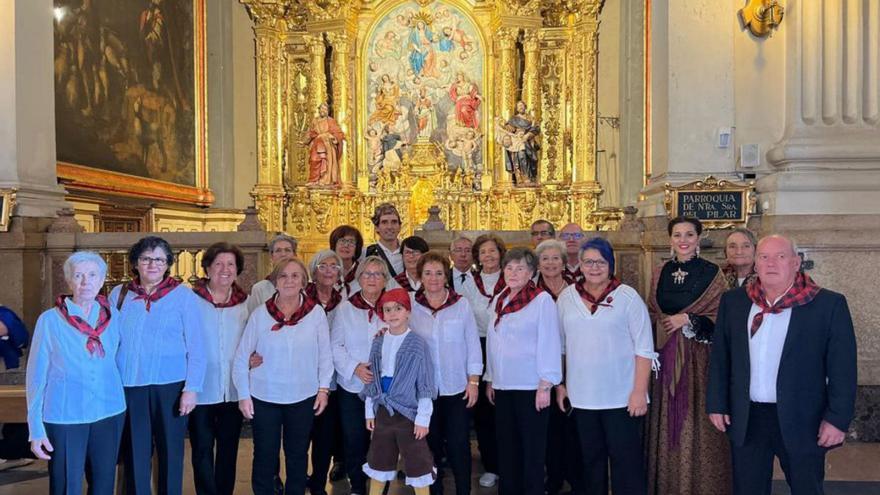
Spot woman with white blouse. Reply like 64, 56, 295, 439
189, 242, 250, 495
27, 252, 125, 495
386, 236, 429, 292
247, 233, 299, 314
485, 247, 562, 495
555, 237, 656, 495
330, 255, 389, 495
409, 251, 483, 495
459, 233, 506, 488
233, 258, 333, 495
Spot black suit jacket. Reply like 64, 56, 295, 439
707, 287, 857, 454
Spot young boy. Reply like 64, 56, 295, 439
361, 288, 436, 495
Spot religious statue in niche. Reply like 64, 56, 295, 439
303, 102, 344, 187
496, 101, 540, 185
364, 0, 484, 178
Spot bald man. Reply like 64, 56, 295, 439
707, 235, 856, 495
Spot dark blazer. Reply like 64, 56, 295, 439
0, 306, 29, 370
707, 287, 857, 455
364, 243, 399, 278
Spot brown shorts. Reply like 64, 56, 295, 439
363, 407, 435, 487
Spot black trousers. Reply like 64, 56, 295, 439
731, 402, 827, 495
123, 381, 187, 495
572, 407, 644, 495
494, 389, 549, 495
0, 423, 33, 460
252, 397, 315, 495
473, 338, 498, 474
189, 401, 244, 495
428, 393, 472, 495
308, 391, 341, 495
338, 388, 371, 494
45, 412, 125, 495
545, 389, 585, 495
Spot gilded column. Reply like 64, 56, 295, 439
522, 29, 541, 122
327, 32, 354, 187
539, 28, 568, 184
305, 34, 328, 116
241, 1, 288, 232
495, 27, 517, 186
571, 13, 600, 185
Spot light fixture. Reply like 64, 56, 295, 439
738, 0, 784, 38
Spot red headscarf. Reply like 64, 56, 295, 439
377, 288, 411, 321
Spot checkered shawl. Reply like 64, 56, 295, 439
414, 287, 462, 316
563, 265, 583, 285
394, 272, 418, 292
192, 278, 248, 308
349, 290, 383, 322
265, 291, 318, 331
472, 269, 506, 299
722, 263, 757, 289
54, 295, 112, 357
575, 277, 621, 314
305, 282, 342, 312
494, 281, 543, 328
127, 276, 181, 312
746, 272, 820, 337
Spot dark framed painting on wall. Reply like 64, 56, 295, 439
53, 0, 213, 205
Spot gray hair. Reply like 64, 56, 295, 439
355, 255, 390, 282
449, 235, 473, 250
725, 228, 757, 247
63, 251, 108, 284
535, 239, 566, 259
501, 247, 539, 275
309, 249, 344, 283
268, 233, 298, 254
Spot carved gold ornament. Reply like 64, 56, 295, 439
739, 0, 784, 38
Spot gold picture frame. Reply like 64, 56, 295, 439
664, 175, 756, 229
54, 0, 212, 206
0, 189, 16, 232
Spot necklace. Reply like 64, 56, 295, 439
671, 267, 688, 285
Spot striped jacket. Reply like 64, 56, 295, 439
360, 331, 436, 423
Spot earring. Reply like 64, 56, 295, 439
670, 246, 675, 259
696, 245, 701, 257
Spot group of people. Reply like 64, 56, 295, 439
23, 202, 856, 495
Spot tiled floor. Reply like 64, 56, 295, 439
1, 440, 878, 494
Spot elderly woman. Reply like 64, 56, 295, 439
535, 239, 569, 300
409, 251, 482, 495
556, 238, 656, 495
330, 256, 389, 495
248, 233, 299, 314
387, 236, 430, 292
646, 217, 730, 495
27, 252, 126, 495
484, 247, 562, 495
723, 227, 757, 288
330, 225, 365, 295
111, 236, 206, 495
233, 258, 333, 495
460, 233, 506, 488
189, 242, 250, 495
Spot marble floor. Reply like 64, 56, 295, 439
1, 440, 878, 494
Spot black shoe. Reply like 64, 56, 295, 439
274, 476, 284, 495
329, 461, 345, 482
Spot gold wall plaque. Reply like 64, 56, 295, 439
664, 176, 757, 229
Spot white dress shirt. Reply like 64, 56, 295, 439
451, 268, 475, 294
247, 279, 275, 315
330, 299, 384, 394
484, 291, 562, 390
461, 270, 501, 338
232, 299, 333, 404
409, 294, 483, 396
557, 284, 657, 409
376, 242, 404, 275
194, 294, 250, 405
386, 273, 421, 292
748, 293, 792, 403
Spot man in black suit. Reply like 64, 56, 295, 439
364, 203, 403, 277
707, 235, 857, 495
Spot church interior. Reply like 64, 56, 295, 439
0, 0, 878, 492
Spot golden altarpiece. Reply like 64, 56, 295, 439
239, 0, 615, 248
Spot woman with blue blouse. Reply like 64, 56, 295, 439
409, 251, 482, 495
110, 236, 207, 495
189, 242, 250, 495
27, 251, 126, 495
233, 257, 333, 495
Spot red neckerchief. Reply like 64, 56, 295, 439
127, 276, 181, 312
472, 269, 506, 299
305, 282, 342, 312
344, 260, 359, 286
265, 292, 318, 331
575, 277, 622, 314
192, 278, 248, 308
536, 274, 568, 301
349, 290, 383, 322
394, 272, 419, 292
414, 288, 462, 316
746, 272, 820, 337
563, 265, 583, 285
494, 281, 543, 328
54, 295, 112, 357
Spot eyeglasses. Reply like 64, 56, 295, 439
580, 259, 608, 268
317, 264, 341, 272
337, 238, 357, 247
138, 256, 168, 266
361, 271, 385, 280
559, 232, 585, 241
531, 230, 553, 237
451, 248, 471, 254
271, 246, 295, 254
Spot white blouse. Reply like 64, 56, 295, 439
556, 284, 657, 410
330, 298, 384, 394
460, 270, 502, 338
193, 294, 250, 405
232, 299, 333, 405
409, 294, 483, 396
247, 279, 275, 315
484, 291, 562, 390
